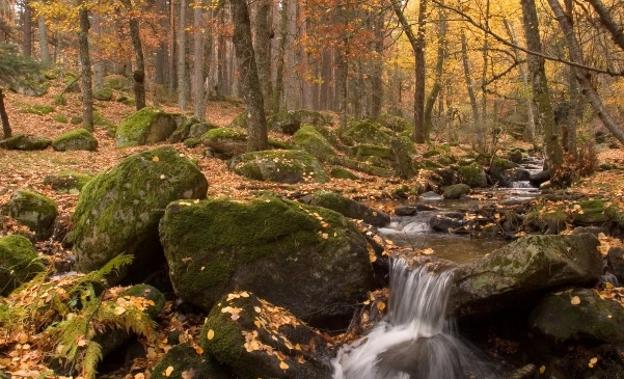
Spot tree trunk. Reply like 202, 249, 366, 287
521, 0, 562, 169
272, 0, 288, 113
587, 0, 624, 51
22, 2, 32, 57
168, 0, 177, 92
547, 0, 624, 145
192, 2, 206, 119
370, 10, 384, 119
254, 0, 272, 107
0, 88, 11, 139
78, 3, 94, 131
92, 15, 104, 88
177, 0, 188, 109
37, 16, 50, 64
460, 30, 480, 138
424, 8, 446, 138
229, 0, 268, 151
154, 0, 168, 86
123, 0, 146, 110
563, 0, 577, 156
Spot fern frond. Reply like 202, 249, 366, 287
81, 340, 103, 379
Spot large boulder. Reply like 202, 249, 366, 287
339, 120, 393, 146
4, 190, 58, 239
458, 163, 487, 188
530, 288, 624, 344
231, 149, 328, 184
443, 184, 470, 199
488, 157, 518, 183
293, 124, 336, 161
151, 344, 227, 379
300, 191, 390, 227
200, 291, 331, 378
451, 234, 602, 317
268, 109, 330, 135
0, 134, 51, 150
66, 147, 208, 275
160, 196, 376, 325
196, 128, 247, 159
52, 128, 98, 151
0, 234, 45, 296
115, 107, 178, 147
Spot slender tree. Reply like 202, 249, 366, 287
22, 0, 32, 57
229, 0, 268, 151
78, 0, 94, 131
177, 0, 188, 109
37, 16, 49, 64
587, 0, 624, 51
272, 0, 288, 113
0, 88, 11, 138
460, 29, 480, 142
254, 0, 272, 107
424, 6, 446, 137
122, 0, 146, 110
192, 0, 206, 119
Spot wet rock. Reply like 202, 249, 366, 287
435, 167, 460, 187
507, 149, 524, 164
200, 292, 331, 378
430, 215, 464, 233
501, 168, 531, 185
395, 206, 418, 216
121, 284, 165, 319
3, 189, 58, 239
489, 158, 518, 183
607, 247, 624, 283
451, 234, 602, 317
301, 191, 390, 227
66, 147, 207, 276
115, 107, 178, 147
52, 128, 98, 151
529, 169, 550, 187
231, 149, 328, 184
160, 196, 376, 326
458, 163, 487, 188
443, 184, 470, 200
530, 288, 624, 343
0, 134, 51, 150
152, 344, 227, 379
0, 234, 45, 296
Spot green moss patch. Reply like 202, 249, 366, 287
231, 149, 328, 184
4, 189, 58, 239
116, 107, 178, 147
0, 234, 45, 296
52, 128, 98, 152
0, 134, 51, 150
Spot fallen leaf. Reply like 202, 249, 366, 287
588, 357, 598, 368
207, 329, 215, 340
279, 361, 289, 370
570, 296, 581, 305
164, 365, 174, 377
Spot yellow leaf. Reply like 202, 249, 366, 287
164, 365, 174, 377
207, 329, 215, 340
588, 357, 598, 368
539, 365, 546, 374
279, 361, 289, 370
570, 296, 581, 305
152, 156, 160, 162
422, 248, 434, 255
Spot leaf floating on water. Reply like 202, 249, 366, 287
570, 296, 581, 305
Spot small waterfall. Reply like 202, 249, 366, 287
332, 259, 495, 379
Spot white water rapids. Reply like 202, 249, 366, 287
332, 259, 496, 379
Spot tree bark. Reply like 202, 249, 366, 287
192, 1, 206, 119
424, 8, 446, 138
78, 2, 94, 131
123, 0, 146, 110
254, 0, 273, 107
168, 0, 177, 92
272, 0, 288, 113
177, 0, 188, 109
22, 2, 32, 57
229, 0, 268, 151
37, 16, 50, 64
521, 0, 562, 168
460, 30, 480, 138
547, 0, 624, 145
370, 9, 384, 118
0, 88, 11, 139
587, 0, 624, 51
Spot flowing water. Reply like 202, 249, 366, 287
332, 259, 496, 379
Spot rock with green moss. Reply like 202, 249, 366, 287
339, 120, 393, 146
330, 166, 358, 180
51, 128, 98, 151
4, 190, 58, 239
121, 284, 165, 319
458, 162, 487, 188
530, 288, 624, 343
66, 147, 208, 275
0, 235, 45, 296
268, 109, 330, 135
43, 171, 93, 192
293, 124, 336, 161
376, 113, 410, 132
507, 149, 524, 164
572, 199, 608, 225
93, 86, 113, 101
451, 234, 602, 317
116, 107, 178, 147
200, 292, 331, 378
352, 144, 392, 160
0, 134, 51, 150
227, 112, 247, 129
199, 127, 247, 159
152, 344, 227, 379
21, 104, 54, 115
301, 191, 390, 227
160, 196, 376, 325
231, 150, 328, 184
489, 157, 518, 183
443, 184, 470, 200
524, 207, 567, 234
103, 74, 131, 90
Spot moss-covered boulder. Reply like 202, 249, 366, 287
115, 107, 178, 147
4, 190, 58, 239
339, 120, 393, 146
168, 116, 218, 143
330, 166, 358, 179
458, 162, 487, 188
51, 128, 98, 151
292, 124, 336, 161
231, 150, 328, 183
160, 196, 376, 325
524, 207, 567, 234
121, 284, 165, 319
103, 74, 131, 90
66, 147, 208, 275
93, 86, 113, 101
198, 127, 247, 159
376, 113, 410, 132
530, 288, 624, 343
301, 191, 390, 227
572, 199, 609, 225
0, 134, 51, 150
443, 184, 470, 199
43, 171, 93, 192
451, 234, 602, 317
268, 109, 330, 135
152, 344, 227, 379
200, 292, 331, 378
489, 157, 518, 183
0, 235, 45, 296
352, 144, 393, 160
507, 149, 524, 164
